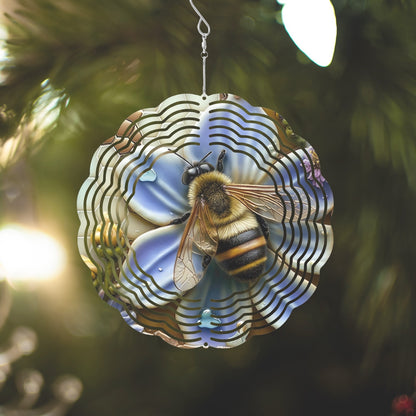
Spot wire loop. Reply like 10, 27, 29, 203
189, 0, 211, 36
189, 0, 210, 98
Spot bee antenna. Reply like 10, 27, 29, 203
199, 151, 212, 163
168, 149, 192, 166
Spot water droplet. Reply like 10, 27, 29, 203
139, 169, 157, 182
158, 267, 163, 272
203, 342, 209, 349
198, 309, 221, 329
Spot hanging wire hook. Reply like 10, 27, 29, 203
189, 0, 211, 37
189, 0, 211, 98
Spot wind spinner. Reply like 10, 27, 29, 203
77, 0, 334, 349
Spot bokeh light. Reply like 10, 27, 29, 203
0, 225, 66, 282
0, 24, 8, 83
278, 0, 337, 67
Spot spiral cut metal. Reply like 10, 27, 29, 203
77, 93, 334, 349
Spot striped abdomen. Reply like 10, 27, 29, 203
215, 228, 267, 281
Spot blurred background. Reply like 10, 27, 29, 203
0, 0, 415, 414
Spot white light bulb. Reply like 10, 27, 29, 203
0, 225, 66, 282
280, 0, 337, 67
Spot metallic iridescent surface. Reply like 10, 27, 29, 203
77, 93, 334, 349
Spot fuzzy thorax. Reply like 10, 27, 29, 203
188, 171, 257, 232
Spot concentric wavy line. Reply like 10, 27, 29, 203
77, 93, 334, 348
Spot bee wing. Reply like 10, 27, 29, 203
224, 184, 313, 222
174, 199, 218, 292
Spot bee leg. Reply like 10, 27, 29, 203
169, 211, 190, 225
202, 255, 211, 269
216, 150, 226, 172
256, 215, 270, 240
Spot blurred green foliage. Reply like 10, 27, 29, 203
1, 0, 416, 414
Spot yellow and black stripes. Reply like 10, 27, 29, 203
215, 228, 267, 281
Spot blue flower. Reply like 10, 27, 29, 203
78, 94, 334, 349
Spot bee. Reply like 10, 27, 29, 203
171, 150, 309, 291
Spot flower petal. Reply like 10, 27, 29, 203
117, 225, 183, 308
77, 144, 155, 268
250, 250, 317, 330
265, 148, 334, 220
113, 93, 228, 150
268, 221, 334, 274
116, 146, 189, 225
176, 262, 253, 348
182, 98, 280, 185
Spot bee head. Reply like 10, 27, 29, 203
170, 150, 214, 185
182, 161, 214, 185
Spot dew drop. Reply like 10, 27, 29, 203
158, 267, 163, 272
139, 169, 157, 182
198, 309, 221, 329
